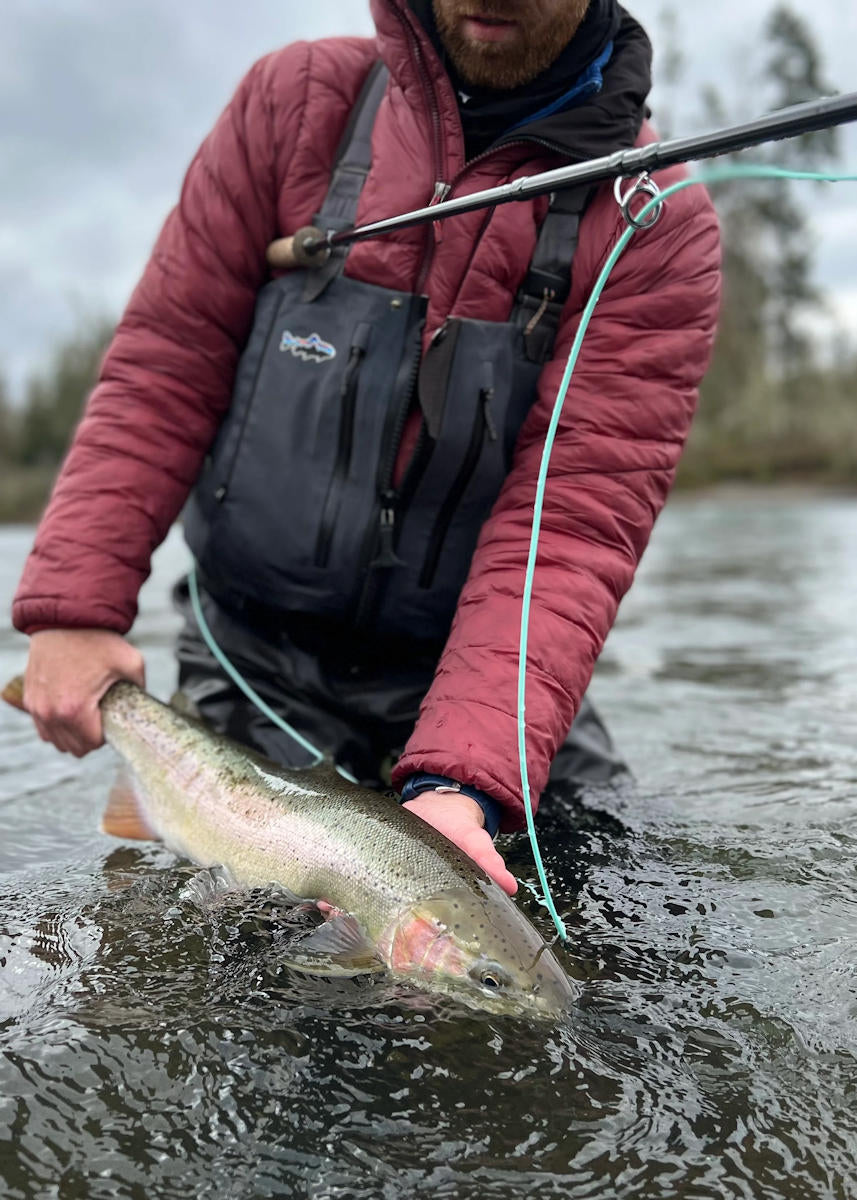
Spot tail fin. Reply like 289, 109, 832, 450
1, 676, 26, 712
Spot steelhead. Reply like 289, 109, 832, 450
2, 676, 575, 1017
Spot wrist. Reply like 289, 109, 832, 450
399, 773, 502, 838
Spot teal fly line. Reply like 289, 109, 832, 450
189, 163, 857, 941
187, 563, 358, 783
518, 163, 857, 941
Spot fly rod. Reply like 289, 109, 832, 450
267, 90, 857, 270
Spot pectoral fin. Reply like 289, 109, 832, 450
283, 914, 381, 977
102, 767, 158, 842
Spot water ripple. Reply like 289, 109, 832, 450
2, 504, 857, 1197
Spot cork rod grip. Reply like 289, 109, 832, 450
265, 226, 331, 271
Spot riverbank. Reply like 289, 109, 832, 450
0, 465, 60, 524
3, 459, 855, 524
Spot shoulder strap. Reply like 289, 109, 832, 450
321, 60, 389, 227
303, 61, 389, 302
305, 58, 591, 342
511, 184, 595, 364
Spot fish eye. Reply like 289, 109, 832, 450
470, 961, 511, 992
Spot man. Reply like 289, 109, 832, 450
13, 0, 721, 894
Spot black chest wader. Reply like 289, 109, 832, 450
177, 63, 628, 789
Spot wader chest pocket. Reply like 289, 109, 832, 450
184, 273, 418, 612
376, 318, 543, 637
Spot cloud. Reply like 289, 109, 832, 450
2, 0, 854, 398
0, 0, 373, 397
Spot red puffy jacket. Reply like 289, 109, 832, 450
13, 0, 721, 830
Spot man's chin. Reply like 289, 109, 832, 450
434, 0, 591, 91
445, 43, 544, 90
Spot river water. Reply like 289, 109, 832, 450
1, 492, 856, 1199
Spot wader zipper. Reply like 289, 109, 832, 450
215, 298, 281, 504
349, 11, 449, 626
352, 296, 428, 627
419, 365, 497, 590
349, 11, 443, 623
315, 324, 371, 567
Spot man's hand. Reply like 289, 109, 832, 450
403, 791, 517, 896
24, 629, 145, 757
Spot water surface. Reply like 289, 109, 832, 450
1, 492, 856, 1198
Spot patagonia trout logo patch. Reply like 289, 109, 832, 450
279, 330, 337, 364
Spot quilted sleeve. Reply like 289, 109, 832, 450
393, 173, 722, 830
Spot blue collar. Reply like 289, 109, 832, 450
507, 40, 614, 133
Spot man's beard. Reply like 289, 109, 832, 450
433, 1, 591, 90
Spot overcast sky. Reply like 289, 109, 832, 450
2, 0, 855, 401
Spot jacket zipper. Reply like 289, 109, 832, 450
314, 324, 370, 567
416, 137, 556, 312
395, 6, 445, 188
417, 180, 452, 292
392, 5, 450, 297
419, 364, 498, 590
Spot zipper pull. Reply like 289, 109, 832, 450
430, 319, 450, 347
480, 362, 498, 442
430, 181, 451, 243
431, 181, 452, 204
371, 492, 406, 568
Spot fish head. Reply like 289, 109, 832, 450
381, 880, 575, 1019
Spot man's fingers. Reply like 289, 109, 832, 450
60, 703, 104, 755
67, 708, 104, 755
32, 715, 59, 747
28, 698, 104, 756
493, 862, 519, 897
459, 827, 518, 897
481, 849, 518, 897
118, 648, 146, 691
22, 629, 143, 759
32, 715, 77, 755
402, 793, 519, 897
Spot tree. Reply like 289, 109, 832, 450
693, 5, 839, 457
760, 7, 838, 380
654, 5, 684, 141
16, 318, 114, 467
0, 374, 15, 462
